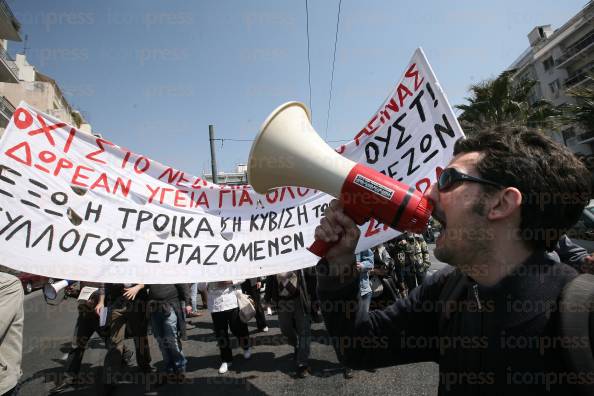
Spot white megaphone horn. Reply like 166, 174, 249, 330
44, 279, 75, 304
248, 102, 433, 256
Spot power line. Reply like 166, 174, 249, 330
305, 0, 313, 119
212, 137, 351, 143
324, 0, 342, 140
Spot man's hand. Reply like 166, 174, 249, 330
356, 262, 364, 271
123, 284, 144, 301
372, 267, 386, 276
581, 253, 594, 274
185, 305, 192, 315
314, 199, 360, 277
94, 302, 104, 316
255, 281, 261, 290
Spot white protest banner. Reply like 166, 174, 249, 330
0, 48, 463, 283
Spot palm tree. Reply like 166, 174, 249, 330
456, 71, 558, 133
559, 76, 594, 134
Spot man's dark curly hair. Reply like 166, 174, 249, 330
453, 126, 592, 251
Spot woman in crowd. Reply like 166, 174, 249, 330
207, 280, 252, 374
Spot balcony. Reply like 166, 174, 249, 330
0, 0, 20, 41
0, 45, 18, 82
564, 62, 594, 88
578, 130, 594, 144
556, 31, 594, 68
0, 95, 15, 128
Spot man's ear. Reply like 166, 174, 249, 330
487, 187, 522, 221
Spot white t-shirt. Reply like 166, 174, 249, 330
207, 280, 244, 313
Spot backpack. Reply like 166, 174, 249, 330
558, 273, 594, 395
438, 271, 594, 395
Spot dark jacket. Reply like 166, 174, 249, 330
549, 235, 589, 272
148, 284, 191, 304
104, 283, 148, 307
317, 251, 586, 396
147, 284, 190, 340
265, 268, 317, 315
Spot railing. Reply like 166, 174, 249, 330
578, 130, 594, 143
0, 96, 15, 119
564, 62, 594, 88
556, 31, 594, 66
0, 45, 18, 78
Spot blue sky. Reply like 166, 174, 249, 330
7, 0, 589, 174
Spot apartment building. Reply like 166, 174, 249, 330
0, 0, 91, 136
507, 0, 594, 155
0, 0, 20, 133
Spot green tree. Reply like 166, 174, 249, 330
560, 77, 594, 134
70, 111, 83, 128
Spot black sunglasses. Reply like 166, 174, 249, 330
438, 168, 504, 192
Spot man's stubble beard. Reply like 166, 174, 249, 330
434, 197, 491, 271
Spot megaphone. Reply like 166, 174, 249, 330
248, 102, 433, 256
44, 279, 75, 304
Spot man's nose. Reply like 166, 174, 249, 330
424, 182, 439, 206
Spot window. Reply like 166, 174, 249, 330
543, 56, 555, 72
549, 79, 561, 97
563, 127, 576, 140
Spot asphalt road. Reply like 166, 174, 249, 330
17, 245, 449, 396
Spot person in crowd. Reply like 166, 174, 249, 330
0, 272, 23, 396
241, 278, 268, 332
265, 269, 316, 378
50, 282, 136, 394
382, 241, 409, 298
402, 233, 424, 289
102, 283, 153, 392
197, 282, 208, 309
386, 232, 420, 291
314, 127, 592, 395
207, 280, 252, 374
188, 283, 202, 318
356, 249, 374, 319
371, 244, 405, 306
423, 221, 435, 243
413, 233, 432, 284
551, 234, 594, 273
146, 283, 192, 382
333, 248, 374, 380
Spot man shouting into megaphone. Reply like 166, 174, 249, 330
314, 126, 593, 396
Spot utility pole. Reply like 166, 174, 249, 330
22, 34, 28, 55
209, 124, 219, 184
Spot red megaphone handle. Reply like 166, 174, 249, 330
307, 205, 368, 257
307, 239, 333, 257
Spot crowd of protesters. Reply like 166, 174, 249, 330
0, 228, 592, 395
0, 231, 438, 394
0, 131, 594, 395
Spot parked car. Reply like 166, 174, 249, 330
0, 265, 19, 276
567, 199, 594, 252
17, 272, 50, 294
